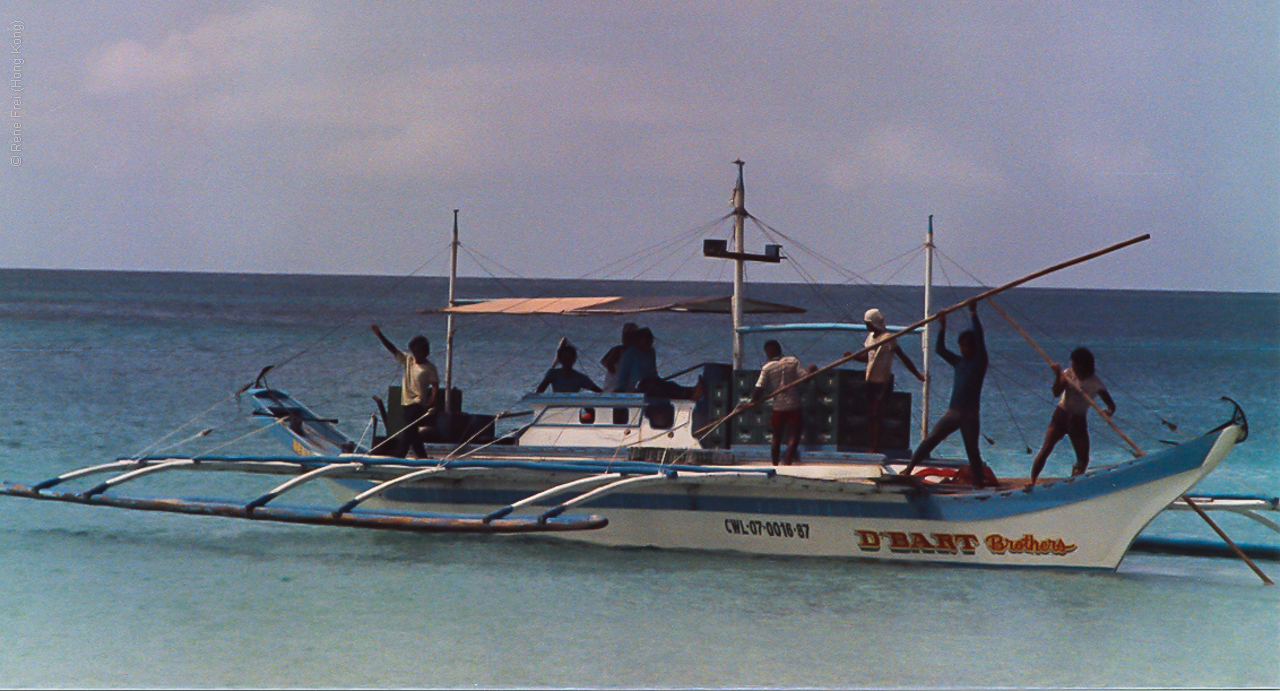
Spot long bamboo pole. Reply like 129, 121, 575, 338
988, 299, 1272, 586
697, 233, 1151, 437
1182, 495, 1273, 585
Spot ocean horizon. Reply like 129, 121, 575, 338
0, 269, 1275, 688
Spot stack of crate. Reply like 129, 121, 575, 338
728, 369, 769, 445
722, 368, 912, 452
802, 369, 861, 448
877, 390, 914, 451
695, 363, 736, 449
701, 377, 735, 448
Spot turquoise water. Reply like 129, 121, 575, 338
0, 270, 1276, 688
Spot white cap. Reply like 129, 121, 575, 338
864, 308, 885, 328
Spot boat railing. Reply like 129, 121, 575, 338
516, 392, 703, 449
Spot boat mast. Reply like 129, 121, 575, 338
921, 215, 935, 440
445, 209, 459, 412
731, 159, 747, 370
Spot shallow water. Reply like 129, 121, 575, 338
0, 270, 1275, 688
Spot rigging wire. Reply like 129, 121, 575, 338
188, 419, 278, 460
128, 395, 241, 460
580, 214, 733, 282
750, 216, 926, 326
457, 219, 748, 384
933, 244, 1181, 440
456, 243, 614, 362
126, 240, 456, 460
929, 246, 1171, 455
986, 370, 1035, 454
269, 244, 451, 375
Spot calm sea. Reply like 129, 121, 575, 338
0, 269, 1276, 689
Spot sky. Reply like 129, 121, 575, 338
3, 1, 1278, 292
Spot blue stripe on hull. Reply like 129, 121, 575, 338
341, 432, 1217, 522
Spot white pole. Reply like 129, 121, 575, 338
921, 215, 934, 441
445, 209, 459, 412
731, 160, 746, 371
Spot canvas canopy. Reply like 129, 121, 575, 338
430, 295, 804, 316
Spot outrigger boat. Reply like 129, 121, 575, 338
1, 163, 1272, 575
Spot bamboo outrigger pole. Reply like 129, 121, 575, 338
987, 298, 1273, 586
696, 233, 1152, 438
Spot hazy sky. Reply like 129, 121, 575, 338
4, 1, 1277, 291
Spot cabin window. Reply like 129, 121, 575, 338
579, 407, 596, 424
644, 402, 674, 430
612, 407, 630, 425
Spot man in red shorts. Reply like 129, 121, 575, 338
741, 340, 816, 466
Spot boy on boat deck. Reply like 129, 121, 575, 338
616, 327, 704, 400
600, 323, 638, 392
1028, 347, 1116, 484
902, 302, 994, 488
536, 343, 603, 394
371, 324, 439, 458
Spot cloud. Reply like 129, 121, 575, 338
825, 125, 1008, 194
38, 2, 1274, 289
83, 4, 314, 95
316, 59, 728, 178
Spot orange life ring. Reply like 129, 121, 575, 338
911, 466, 959, 483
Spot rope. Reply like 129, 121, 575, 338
446, 407, 549, 461
128, 393, 242, 461
189, 420, 277, 460
987, 371, 1034, 454
353, 413, 377, 453
268, 243, 450, 375
931, 246, 1170, 455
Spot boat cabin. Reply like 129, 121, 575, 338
516, 392, 702, 449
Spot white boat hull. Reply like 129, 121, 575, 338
328, 424, 1242, 570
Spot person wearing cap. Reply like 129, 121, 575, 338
616, 327, 704, 399
371, 324, 439, 458
851, 308, 924, 453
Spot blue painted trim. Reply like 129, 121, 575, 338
925, 433, 1217, 521
331, 431, 1218, 523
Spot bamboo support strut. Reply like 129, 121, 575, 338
696, 233, 1151, 438
988, 298, 1272, 586
1183, 495, 1275, 585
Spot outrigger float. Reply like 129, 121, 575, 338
1, 163, 1274, 577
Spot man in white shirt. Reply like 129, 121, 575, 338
852, 308, 924, 453
741, 340, 816, 466
372, 324, 439, 458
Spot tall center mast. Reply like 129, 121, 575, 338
444, 209, 459, 412
703, 160, 783, 370
921, 215, 935, 440
731, 159, 747, 370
